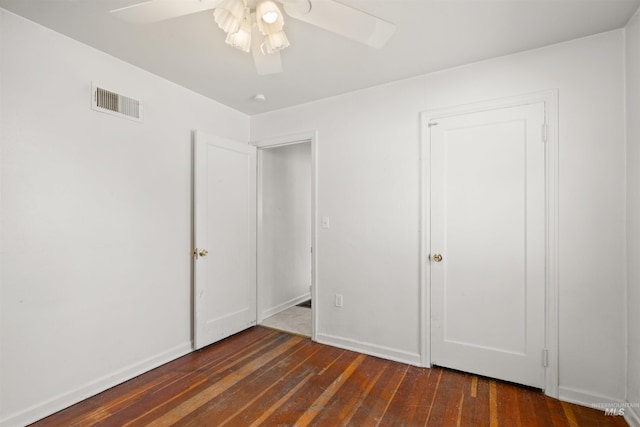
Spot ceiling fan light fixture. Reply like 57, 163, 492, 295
213, 0, 245, 34
263, 30, 290, 54
256, 0, 284, 35
226, 17, 252, 52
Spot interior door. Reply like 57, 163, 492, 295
430, 102, 546, 388
193, 131, 257, 350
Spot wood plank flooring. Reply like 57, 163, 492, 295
31, 327, 628, 426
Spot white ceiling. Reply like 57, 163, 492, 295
1, 0, 639, 115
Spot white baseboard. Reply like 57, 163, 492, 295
558, 385, 639, 424
316, 332, 422, 366
558, 386, 624, 409
626, 405, 640, 427
0, 342, 192, 427
558, 386, 624, 408
260, 293, 311, 321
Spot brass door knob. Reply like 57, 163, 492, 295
198, 249, 208, 257
432, 253, 443, 262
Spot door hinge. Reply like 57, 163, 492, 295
542, 348, 549, 367
428, 122, 439, 128
541, 123, 548, 142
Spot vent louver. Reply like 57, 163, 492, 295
92, 84, 142, 122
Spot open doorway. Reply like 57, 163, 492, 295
255, 135, 316, 338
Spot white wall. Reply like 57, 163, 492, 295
0, 10, 248, 426
626, 9, 640, 425
251, 30, 627, 402
259, 142, 311, 319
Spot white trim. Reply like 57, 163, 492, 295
252, 131, 319, 341
419, 90, 560, 398
0, 342, 192, 427
310, 133, 318, 342
256, 147, 265, 323
626, 405, 640, 427
419, 111, 431, 368
421, 90, 558, 120
260, 293, 311, 320
316, 333, 422, 366
545, 90, 560, 399
251, 131, 315, 148
559, 386, 625, 408
559, 387, 640, 425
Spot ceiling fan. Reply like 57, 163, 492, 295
111, 0, 396, 75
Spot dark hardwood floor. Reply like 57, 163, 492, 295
31, 327, 627, 426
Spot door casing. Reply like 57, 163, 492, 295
419, 90, 559, 397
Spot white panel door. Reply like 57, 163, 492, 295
430, 102, 546, 388
193, 131, 257, 350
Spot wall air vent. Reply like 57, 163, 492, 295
92, 83, 142, 122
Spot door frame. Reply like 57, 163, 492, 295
419, 90, 559, 397
251, 130, 319, 341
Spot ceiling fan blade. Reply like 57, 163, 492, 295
283, 0, 395, 48
251, 32, 283, 75
111, 0, 222, 24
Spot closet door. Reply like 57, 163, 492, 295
430, 102, 546, 388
